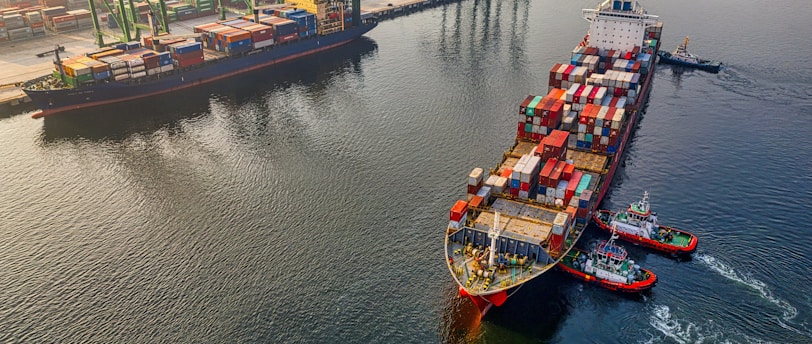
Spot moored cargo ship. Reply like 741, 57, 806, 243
444, 0, 663, 315
22, 3, 377, 118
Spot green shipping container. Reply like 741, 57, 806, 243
63, 75, 78, 88
524, 123, 532, 133
76, 73, 94, 83
526, 96, 542, 116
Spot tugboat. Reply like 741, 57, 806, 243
558, 226, 657, 292
593, 191, 698, 256
657, 36, 722, 73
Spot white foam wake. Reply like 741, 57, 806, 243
647, 304, 713, 344
695, 254, 798, 321
645, 304, 775, 344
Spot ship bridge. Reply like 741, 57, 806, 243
582, 0, 660, 54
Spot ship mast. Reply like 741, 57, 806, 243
488, 212, 503, 267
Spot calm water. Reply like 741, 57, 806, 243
1, 0, 811, 342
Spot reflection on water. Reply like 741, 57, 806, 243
39, 37, 378, 143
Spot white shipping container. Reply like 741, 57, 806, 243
593, 126, 602, 135
536, 194, 545, 203
494, 177, 508, 194
600, 136, 609, 145
556, 64, 567, 80
593, 87, 607, 104
147, 67, 162, 75
160, 64, 174, 72
127, 58, 144, 67
546, 187, 555, 198
580, 85, 593, 104
253, 39, 274, 49
485, 175, 499, 187
468, 167, 483, 186
518, 190, 529, 199
113, 73, 130, 81
577, 132, 586, 141
130, 70, 146, 78
129, 65, 145, 73
555, 183, 567, 199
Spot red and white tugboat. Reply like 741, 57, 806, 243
593, 192, 698, 255
558, 226, 657, 292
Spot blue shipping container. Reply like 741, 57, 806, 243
602, 127, 609, 136
93, 70, 111, 80
173, 42, 202, 55
571, 53, 582, 66
510, 179, 520, 189
125, 41, 141, 50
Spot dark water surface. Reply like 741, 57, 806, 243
1, 0, 811, 342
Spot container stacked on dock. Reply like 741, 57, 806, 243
3, 13, 33, 39
66, 8, 90, 28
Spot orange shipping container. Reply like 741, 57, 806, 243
222, 30, 251, 43
52, 14, 74, 23
90, 49, 124, 60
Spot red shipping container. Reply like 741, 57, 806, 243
277, 33, 298, 43
549, 233, 565, 253
548, 161, 566, 188
500, 168, 512, 179
519, 95, 534, 115
587, 86, 600, 103
174, 50, 204, 68
563, 64, 574, 81
469, 195, 483, 209
450, 200, 468, 221
538, 158, 557, 187
562, 163, 575, 181
467, 184, 480, 195
244, 24, 274, 42
609, 97, 619, 108
576, 207, 588, 219
573, 85, 586, 103
510, 188, 519, 197
549, 63, 561, 81
520, 182, 530, 192
143, 54, 160, 69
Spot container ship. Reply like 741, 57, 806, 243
22, 1, 377, 118
444, 0, 663, 315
